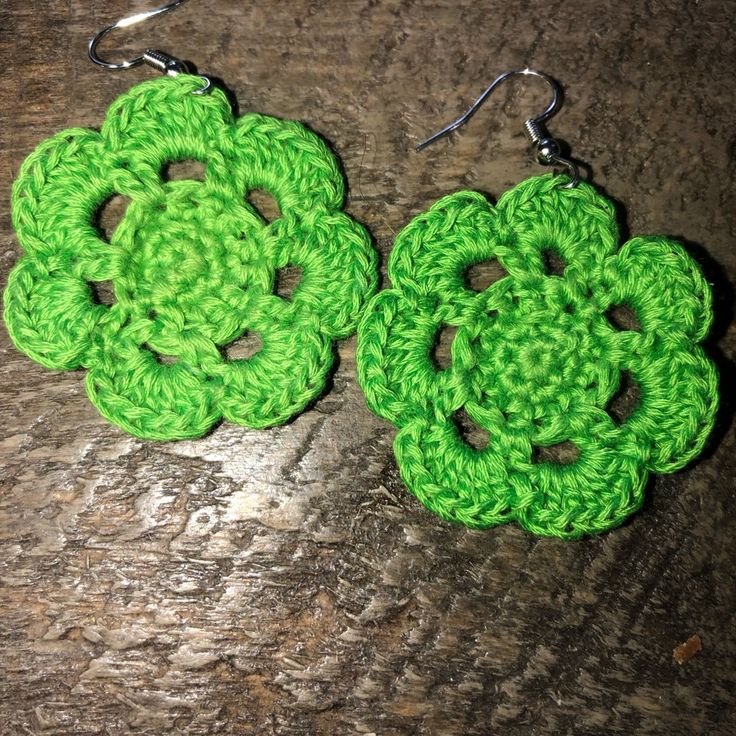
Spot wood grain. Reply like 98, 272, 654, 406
1, 1, 735, 734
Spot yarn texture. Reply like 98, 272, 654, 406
5, 75, 377, 439
357, 174, 717, 538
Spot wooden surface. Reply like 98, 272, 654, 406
1, 1, 735, 734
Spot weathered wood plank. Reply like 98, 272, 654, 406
1, 1, 734, 733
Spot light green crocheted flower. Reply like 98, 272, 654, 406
5, 75, 377, 439
357, 174, 717, 538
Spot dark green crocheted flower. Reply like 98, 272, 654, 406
4, 75, 377, 439
357, 174, 717, 538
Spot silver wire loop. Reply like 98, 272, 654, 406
416, 68, 580, 188
87, 0, 190, 70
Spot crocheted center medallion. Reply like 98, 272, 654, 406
357, 175, 718, 538
4, 75, 377, 440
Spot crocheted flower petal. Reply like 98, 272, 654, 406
4, 256, 106, 370
11, 127, 121, 281
232, 114, 344, 214
357, 290, 483, 425
614, 345, 718, 474
386, 191, 502, 306
393, 414, 522, 529
604, 236, 713, 342
216, 295, 334, 428
514, 433, 648, 538
86, 309, 220, 440
264, 210, 378, 339
100, 76, 237, 202
496, 175, 620, 280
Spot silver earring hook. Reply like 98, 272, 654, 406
88, 0, 190, 70
87, 0, 210, 94
416, 68, 580, 188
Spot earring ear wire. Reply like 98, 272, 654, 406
87, 0, 190, 71
87, 0, 211, 93
416, 68, 580, 187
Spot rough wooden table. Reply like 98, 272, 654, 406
1, 1, 734, 734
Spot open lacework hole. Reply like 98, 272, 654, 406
224, 331, 263, 360
454, 407, 490, 451
464, 259, 507, 293
90, 280, 115, 306
431, 324, 457, 371
162, 160, 206, 181
143, 344, 178, 366
274, 265, 303, 300
95, 194, 131, 242
542, 248, 567, 276
606, 303, 641, 331
247, 189, 281, 223
605, 371, 641, 425
532, 440, 580, 465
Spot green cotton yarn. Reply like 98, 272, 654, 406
4, 75, 377, 440
357, 174, 718, 539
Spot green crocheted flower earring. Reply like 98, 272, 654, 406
356, 69, 718, 539
4, 4, 377, 441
